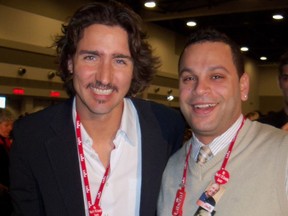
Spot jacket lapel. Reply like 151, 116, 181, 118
44, 100, 85, 216
133, 99, 169, 216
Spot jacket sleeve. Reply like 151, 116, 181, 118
10, 121, 45, 216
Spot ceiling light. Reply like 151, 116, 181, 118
167, 95, 174, 101
240, 47, 249, 52
154, 87, 160, 93
273, 14, 283, 20
144, 1, 156, 8
167, 89, 174, 101
18, 67, 26, 76
260, 56, 267, 61
48, 71, 56, 79
186, 21, 197, 27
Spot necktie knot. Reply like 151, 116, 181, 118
197, 145, 213, 164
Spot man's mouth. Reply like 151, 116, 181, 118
193, 103, 216, 109
91, 87, 114, 95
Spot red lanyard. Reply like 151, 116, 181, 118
172, 143, 192, 216
76, 113, 110, 216
172, 117, 245, 216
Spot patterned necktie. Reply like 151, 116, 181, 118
197, 145, 213, 164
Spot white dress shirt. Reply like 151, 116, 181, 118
73, 98, 142, 216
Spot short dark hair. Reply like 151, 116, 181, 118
178, 28, 244, 78
54, 0, 160, 97
278, 50, 288, 77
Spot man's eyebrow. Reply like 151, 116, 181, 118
112, 53, 132, 60
208, 65, 229, 73
179, 67, 193, 75
78, 50, 132, 60
78, 50, 99, 55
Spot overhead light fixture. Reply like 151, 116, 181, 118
167, 89, 174, 101
154, 87, 160, 93
260, 56, 267, 61
144, 1, 156, 8
186, 21, 197, 27
273, 14, 283, 20
167, 95, 174, 101
48, 71, 56, 79
18, 67, 26, 76
240, 47, 249, 52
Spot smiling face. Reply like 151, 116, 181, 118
68, 24, 133, 119
179, 41, 249, 144
206, 183, 220, 197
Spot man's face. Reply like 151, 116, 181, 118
179, 42, 249, 144
69, 24, 133, 118
206, 183, 220, 197
279, 64, 288, 107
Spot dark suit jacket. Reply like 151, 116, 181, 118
258, 109, 288, 128
10, 98, 185, 216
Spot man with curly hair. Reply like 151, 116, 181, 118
9, 1, 185, 216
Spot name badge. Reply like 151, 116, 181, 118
195, 181, 225, 215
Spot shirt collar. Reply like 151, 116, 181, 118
115, 98, 137, 147
72, 97, 137, 147
191, 115, 244, 160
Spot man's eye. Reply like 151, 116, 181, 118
84, 55, 95, 61
116, 59, 126, 65
182, 76, 196, 82
212, 75, 224, 80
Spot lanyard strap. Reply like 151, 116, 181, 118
181, 143, 193, 187
219, 117, 245, 171
76, 113, 110, 216
172, 117, 245, 216
171, 143, 192, 216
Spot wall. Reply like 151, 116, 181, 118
0, 2, 282, 117
258, 64, 283, 114
242, 58, 260, 114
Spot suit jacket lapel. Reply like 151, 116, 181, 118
44, 100, 85, 216
133, 99, 169, 216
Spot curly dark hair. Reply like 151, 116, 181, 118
54, 0, 160, 97
178, 27, 244, 78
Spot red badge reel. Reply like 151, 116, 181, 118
89, 205, 102, 216
214, 169, 230, 185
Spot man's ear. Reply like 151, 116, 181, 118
240, 72, 249, 101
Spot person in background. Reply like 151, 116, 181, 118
9, 1, 185, 216
0, 108, 14, 215
245, 110, 262, 121
258, 51, 288, 131
157, 28, 288, 216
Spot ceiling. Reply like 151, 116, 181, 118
1, 0, 288, 66
118, 0, 288, 65
1, 0, 287, 109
